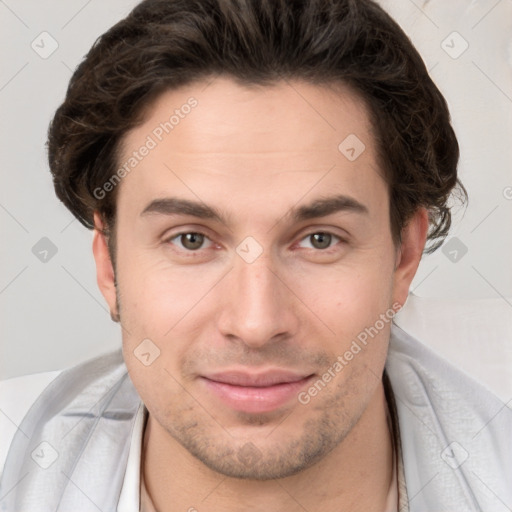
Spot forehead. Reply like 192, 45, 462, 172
116, 76, 386, 220
124, 76, 374, 155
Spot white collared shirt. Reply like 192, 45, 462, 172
117, 401, 147, 512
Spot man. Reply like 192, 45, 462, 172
1, 0, 510, 510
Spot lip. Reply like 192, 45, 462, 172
200, 370, 315, 414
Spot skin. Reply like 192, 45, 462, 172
93, 76, 428, 511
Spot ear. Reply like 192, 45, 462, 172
392, 207, 429, 308
92, 212, 118, 321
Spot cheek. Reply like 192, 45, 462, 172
122, 344, 189, 425
118, 267, 192, 406
293, 258, 395, 337
117, 252, 193, 334
116, 255, 214, 381
287, 254, 396, 386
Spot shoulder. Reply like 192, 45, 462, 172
392, 292, 512, 400
386, 321, 512, 509
0, 349, 140, 510
0, 348, 127, 480
0, 370, 62, 478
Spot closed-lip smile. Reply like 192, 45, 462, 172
200, 369, 315, 413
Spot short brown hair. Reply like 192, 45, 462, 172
47, 0, 467, 255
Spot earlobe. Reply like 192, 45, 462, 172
92, 212, 119, 321
392, 207, 429, 308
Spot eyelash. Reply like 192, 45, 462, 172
164, 230, 346, 254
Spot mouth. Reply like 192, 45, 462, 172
200, 370, 316, 414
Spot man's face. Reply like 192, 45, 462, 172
94, 77, 422, 479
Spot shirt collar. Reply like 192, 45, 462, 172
384, 370, 410, 512
117, 400, 148, 512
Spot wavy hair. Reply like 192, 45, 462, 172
47, 0, 467, 254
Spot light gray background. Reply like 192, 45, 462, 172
1, 0, 511, 379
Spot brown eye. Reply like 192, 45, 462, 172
309, 232, 333, 250
179, 233, 205, 250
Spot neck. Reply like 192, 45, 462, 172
142, 382, 394, 512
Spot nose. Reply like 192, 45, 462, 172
217, 252, 299, 349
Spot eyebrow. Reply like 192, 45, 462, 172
140, 194, 369, 225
